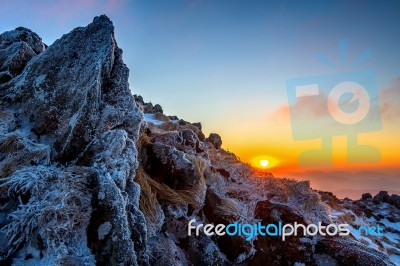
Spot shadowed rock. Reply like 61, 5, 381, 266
0, 15, 146, 265
207, 133, 222, 149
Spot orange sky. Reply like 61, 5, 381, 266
204, 79, 400, 177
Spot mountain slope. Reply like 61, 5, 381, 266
0, 16, 397, 266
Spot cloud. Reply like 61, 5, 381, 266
267, 103, 290, 122
380, 77, 400, 122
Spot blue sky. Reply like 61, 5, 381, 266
1, 0, 399, 163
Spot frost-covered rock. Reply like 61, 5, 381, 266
0, 15, 145, 265
0, 27, 45, 82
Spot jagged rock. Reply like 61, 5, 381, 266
192, 122, 202, 130
143, 102, 154, 113
319, 191, 342, 209
373, 191, 391, 204
186, 235, 228, 266
207, 133, 222, 149
144, 142, 200, 189
141, 101, 163, 114
361, 192, 373, 200
0, 27, 45, 80
152, 128, 203, 154
390, 194, 400, 208
153, 104, 163, 114
0, 15, 146, 265
0, 27, 45, 54
133, 94, 145, 106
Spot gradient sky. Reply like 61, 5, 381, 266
1, 0, 400, 197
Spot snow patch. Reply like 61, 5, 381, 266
98, 222, 112, 240
144, 113, 164, 125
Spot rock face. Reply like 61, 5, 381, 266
0, 15, 397, 266
0, 16, 145, 265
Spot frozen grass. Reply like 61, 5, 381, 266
0, 166, 93, 261
135, 156, 207, 222
0, 132, 50, 178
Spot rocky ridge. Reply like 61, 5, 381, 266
0, 16, 398, 265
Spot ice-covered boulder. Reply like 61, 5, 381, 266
0, 27, 45, 82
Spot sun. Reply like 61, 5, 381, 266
260, 159, 269, 168
250, 156, 279, 171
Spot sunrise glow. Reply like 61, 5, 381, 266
260, 159, 269, 168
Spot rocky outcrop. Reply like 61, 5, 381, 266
0, 15, 397, 266
134, 94, 163, 114
207, 133, 222, 149
362, 192, 373, 200
0, 16, 145, 265
139, 112, 396, 265
0, 27, 45, 83
319, 190, 400, 264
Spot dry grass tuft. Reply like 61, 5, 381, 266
135, 166, 160, 222
136, 128, 153, 156
135, 156, 207, 222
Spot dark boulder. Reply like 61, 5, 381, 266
144, 142, 200, 189
249, 200, 313, 265
207, 133, 222, 149
203, 189, 253, 262
361, 192, 373, 200
373, 191, 391, 204
390, 194, 400, 208
153, 104, 163, 114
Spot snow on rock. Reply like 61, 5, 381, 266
0, 27, 45, 82
144, 113, 165, 125
98, 222, 112, 240
319, 191, 400, 265
0, 15, 146, 265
